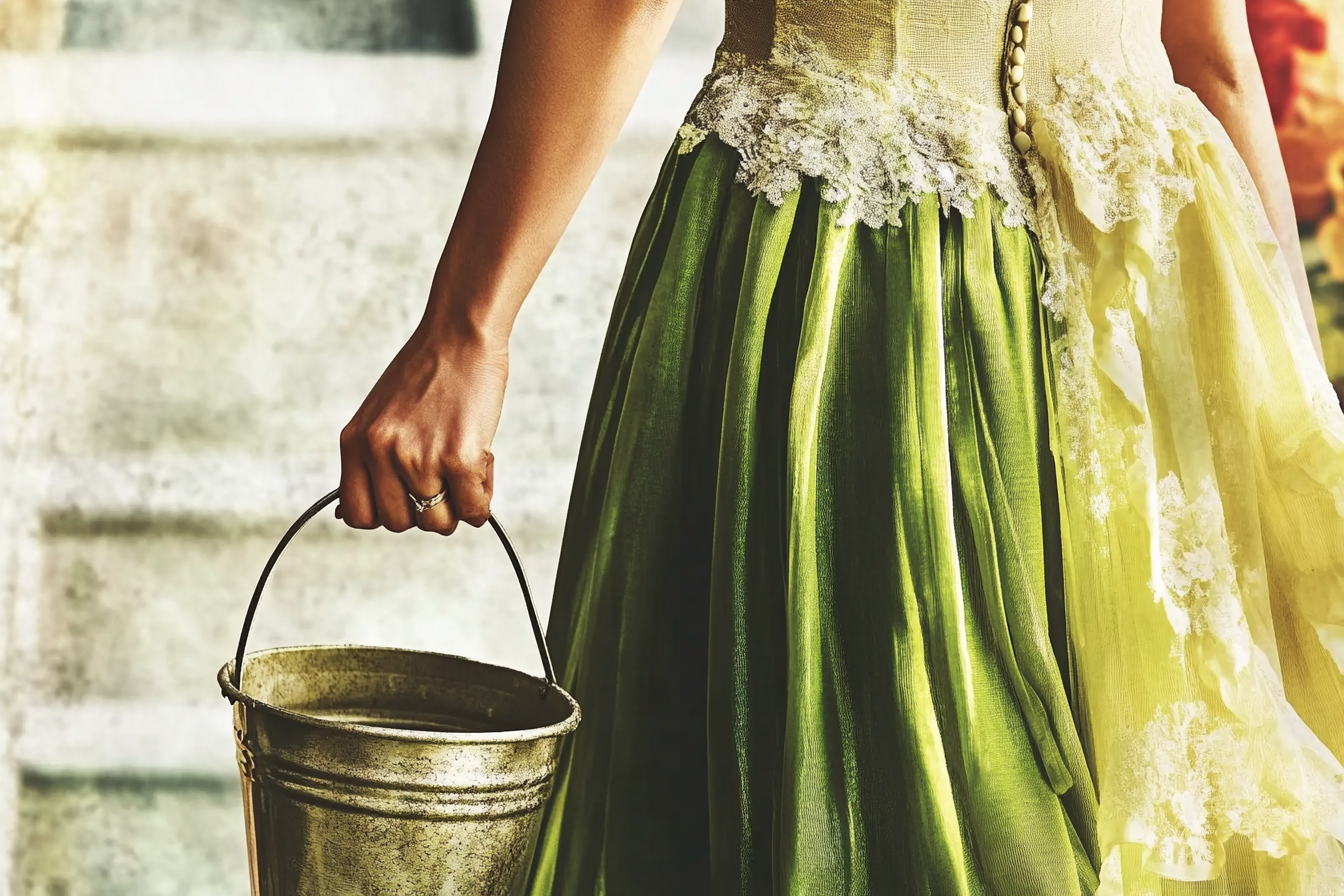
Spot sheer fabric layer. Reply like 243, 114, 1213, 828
668, 38, 1344, 895
526, 136, 1099, 896
1026, 68, 1344, 895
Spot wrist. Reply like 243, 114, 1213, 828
420, 235, 524, 348
421, 249, 517, 347
420, 295, 513, 350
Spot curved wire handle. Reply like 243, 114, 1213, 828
227, 488, 556, 699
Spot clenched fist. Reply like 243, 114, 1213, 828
338, 324, 507, 535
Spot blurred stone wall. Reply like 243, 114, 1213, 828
0, 2, 720, 893
9, 4, 1338, 894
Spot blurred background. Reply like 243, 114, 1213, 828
0, 1, 1341, 894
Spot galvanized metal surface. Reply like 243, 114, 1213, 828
218, 492, 579, 896
219, 647, 579, 896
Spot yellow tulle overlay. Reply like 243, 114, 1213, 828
1029, 67, 1344, 894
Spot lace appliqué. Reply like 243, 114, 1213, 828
1097, 489, 1344, 891
1109, 702, 1320, 876
677, 37, 1033, 230
1098, 473, 1344, 886
1032, 66, 1196, 283
1024, 66, 1344, 891
1023, 67, 1202, 523
1153, 474, 1253, 673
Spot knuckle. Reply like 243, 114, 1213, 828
443, 447, 485, 477
365, 423, 397, 454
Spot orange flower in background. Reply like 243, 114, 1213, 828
1248, 0, 1326, 125
1251, 0, 1339, 223
1253, 0, 1344, 392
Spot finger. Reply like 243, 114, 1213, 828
402, 467, 457, 535
414, 495, 459, 536
372, 475, 415, 533
368, 448, 416, 533
446, 450, 494, 528
338, 446, 378, 529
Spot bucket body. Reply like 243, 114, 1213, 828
218, 645, 580, 896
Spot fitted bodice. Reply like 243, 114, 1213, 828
678, 0, 1188, 232
718, 0, 1174, 114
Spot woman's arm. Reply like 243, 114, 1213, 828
1163, 0, 1326, 364
339, 0, 683, 534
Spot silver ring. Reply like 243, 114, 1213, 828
410, 489, 447, 514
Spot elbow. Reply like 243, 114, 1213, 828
1171, 47, 1262, 97
593, 0, 681, 17
515, 0, 678, 24
1165, 24, 1262, 98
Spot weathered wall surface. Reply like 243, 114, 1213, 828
0, 2, 720, 892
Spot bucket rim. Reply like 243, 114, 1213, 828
218, 643, 581, 744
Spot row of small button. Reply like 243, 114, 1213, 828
1004, 0, 1033, 153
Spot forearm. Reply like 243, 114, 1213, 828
425, 0, 682, 342
1166, 27, 1325, 363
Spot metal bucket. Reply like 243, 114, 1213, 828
218, 490, 580, 896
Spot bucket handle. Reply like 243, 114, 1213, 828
227, 488, 557, 699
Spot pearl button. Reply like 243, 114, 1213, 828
1002, 0, 1032, 148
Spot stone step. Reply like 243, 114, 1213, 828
0, 2, 724, 889
24, 499, 566, 709
16, 771, 249, 896
0, 50, 710, 138
4, 130, 674, 465
16, 704, 234, 776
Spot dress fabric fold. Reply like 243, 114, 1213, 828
526, 135, 1100, 896
1025, 74, 1344, 895
523, 6, 1344, 891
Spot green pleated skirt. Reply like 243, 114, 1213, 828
524, 135, 1102, 896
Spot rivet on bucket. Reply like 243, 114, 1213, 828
218, 489, 580, 896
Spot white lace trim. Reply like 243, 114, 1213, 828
1107, 700, 1340, 876
1024, 65, 1200, 329
677, 37, 1034, 230
1022, 67, 1202, 501
1034, 67, 1197, 281
1153, 473, 1254, 673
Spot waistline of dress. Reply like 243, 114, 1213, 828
676, 41, 1196, 238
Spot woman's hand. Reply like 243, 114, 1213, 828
338, 324, 507, 534
335, 0, 680, 534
